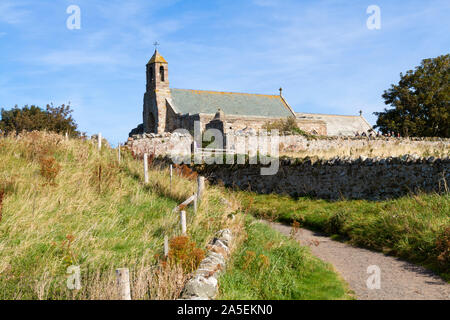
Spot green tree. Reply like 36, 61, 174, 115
0, 104, 80, 136
374, 54, 449, 137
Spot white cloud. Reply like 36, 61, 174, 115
0, 1, 29, 24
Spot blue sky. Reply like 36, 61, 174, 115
0, 0, 449, 145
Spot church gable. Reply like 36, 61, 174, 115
169, 88, 294, 118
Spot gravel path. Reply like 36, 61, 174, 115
266, 221, 450, 300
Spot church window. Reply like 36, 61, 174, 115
160, 66, 165, 81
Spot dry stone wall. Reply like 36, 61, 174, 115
127, 132, 192, 157
276, 135, 449, 154
127, 132, 449, 158
128, 133, 449, 200
195, 155, 449, 200
180, 229, 232, 300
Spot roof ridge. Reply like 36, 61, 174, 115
296, 112, 364, 118
171, 88, 280, 98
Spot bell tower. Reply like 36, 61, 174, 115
143, 49, 170, 133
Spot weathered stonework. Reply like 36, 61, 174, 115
143, 50, 170, 133
148, 153, 449, 200
127, 132, 192, 156
180, 229, 232, 300
197, 156, 450, 200
127, 132, 450, 159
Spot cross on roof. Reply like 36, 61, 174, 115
153, 41, 160, 50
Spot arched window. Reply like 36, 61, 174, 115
160, 66, 165, 82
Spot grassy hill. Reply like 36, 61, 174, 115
0, 131, 239, 299
0, 132, 351, 300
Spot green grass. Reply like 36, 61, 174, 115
237, 191, 450, 281
218, 215, 352, 300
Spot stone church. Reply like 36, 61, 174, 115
135, 50, 372, 136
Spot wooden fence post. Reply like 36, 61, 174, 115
164, 235, 169, 257
180, 210, 187, 235
65, 132, 68, 141
197, 176, 205, 203
116, 268, 131, 300
118, 143, 121, 164
143, 153, 149, 184
194, 194, 198, 214
98, 133, 102, 151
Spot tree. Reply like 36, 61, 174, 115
374, 54, 449, 137
0, 104, 80, 136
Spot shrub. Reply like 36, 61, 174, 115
262, 116, 312, 136
168, 236, 205, 273
39, 156, 61, 185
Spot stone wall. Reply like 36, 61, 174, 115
180, 229, 232, 300
127, 132, 450, 159
276, 136, 450, 154
129, 131, 449, 200
127, 132, 192, 157
194, 156, 449, 200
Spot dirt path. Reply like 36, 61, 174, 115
266, 221, 450, 300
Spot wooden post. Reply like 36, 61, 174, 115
197, 176, 205, 203
143, 153, 149, 184
118, 143, 121, 164
164, 235, 169, 257
194, 194, 198, 214
180, 210, 187, 235
115, 268, 131, 300
65, 132, 68, 141
169, 164, 173, 190
98, 133, 102, 151
172, 194, 196, 213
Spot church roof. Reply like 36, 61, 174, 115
147, 50, 167, 64
296, 112, 372, 136
170, 88, 294, 118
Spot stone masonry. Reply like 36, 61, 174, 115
196, 155, 450, 200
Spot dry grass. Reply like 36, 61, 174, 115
0, 131, 243, 299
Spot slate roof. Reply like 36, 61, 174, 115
296, 112, 373, 136
170, 88, 294, 118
